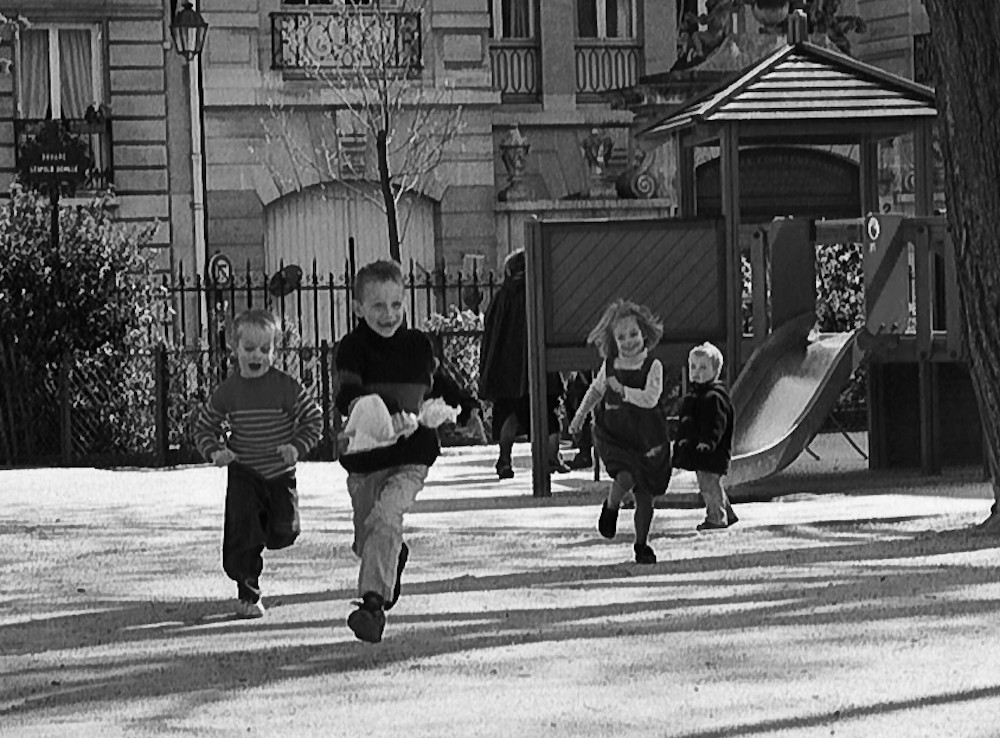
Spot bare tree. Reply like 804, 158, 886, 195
256, 0, 465, 263
920, 1, 1000, 530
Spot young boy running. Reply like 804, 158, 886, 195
335, 260, 441, 643
195, 308, 324, 618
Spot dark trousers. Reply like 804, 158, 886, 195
222, 463, 299, 603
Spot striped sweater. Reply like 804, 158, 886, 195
195, 368, 324, 479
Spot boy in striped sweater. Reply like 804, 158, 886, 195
195, 308, 323, 619
335, 260, 441, 643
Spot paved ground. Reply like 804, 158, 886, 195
2, 433, 1000, 737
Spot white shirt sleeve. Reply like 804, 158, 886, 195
621, 359, 663, 409
591, 363, 608, 394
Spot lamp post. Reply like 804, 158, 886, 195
170, 2, 208, 60
169, 1, 216, 359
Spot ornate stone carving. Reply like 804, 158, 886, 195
581, 128, 616, 199
498, 125, 531, 202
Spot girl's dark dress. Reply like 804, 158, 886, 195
593, 355, 672, 496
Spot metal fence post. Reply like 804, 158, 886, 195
154, 344, 168, 467
320, 339, 332, 460
59, 353, 72, 465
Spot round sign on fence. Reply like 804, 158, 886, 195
866, 215, 881, 243
208, 252, 233, 286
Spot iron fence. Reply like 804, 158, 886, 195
160, 259, 498, 352
3, 263, 498, 468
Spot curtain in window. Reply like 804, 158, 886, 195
609, 0, 634, 38
19, 29, 50, 118
59, 29, 93, 118
503, 0, 532, 38
577, 0, 598, 37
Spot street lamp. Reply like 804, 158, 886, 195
169, 0, 213, 353
170, 1, 208, 62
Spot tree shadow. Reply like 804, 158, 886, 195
667, 683, 1000, 738
3, 522, 998, 721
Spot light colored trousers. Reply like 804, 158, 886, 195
695, 470, 733, 526
347, 464, 427, 601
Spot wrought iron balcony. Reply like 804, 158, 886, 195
575, 39, 642, 98
489, 39, 541, 101
271, 9, 422, 73
14, 115, 114, 194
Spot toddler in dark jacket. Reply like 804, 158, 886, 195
673, 342, 738, 530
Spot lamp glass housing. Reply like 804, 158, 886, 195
171, 2, 208, 61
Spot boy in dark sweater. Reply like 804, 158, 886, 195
335, 260, 440, 643
195, 309, 324, 618
673, 342, 738, 530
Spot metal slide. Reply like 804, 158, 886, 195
727, 312, 864, 486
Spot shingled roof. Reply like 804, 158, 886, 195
641, 41, 937, 144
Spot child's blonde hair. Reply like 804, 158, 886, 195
586, 299, 664, 359
689, 341, 724, 378
233, 308, 279, 343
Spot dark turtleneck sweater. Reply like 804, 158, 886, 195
335, 319, 440, 473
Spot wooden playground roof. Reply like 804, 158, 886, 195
641, 41, 937, 145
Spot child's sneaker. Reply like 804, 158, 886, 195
598, 502, 618, 539
347, 592, 386, 643
496, 461, 514, 480
696, 519, 729, 531
385, 542, 408, 611
633, 543, 656, 564
235, 598, 266, 619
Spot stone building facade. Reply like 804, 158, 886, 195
0, 1, 938, 304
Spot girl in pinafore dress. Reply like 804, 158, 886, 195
568, 299, 671, 564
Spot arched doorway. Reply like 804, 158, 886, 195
264, 182, 438, 342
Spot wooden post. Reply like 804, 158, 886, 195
525, 221, 551, 497
678, 133, 696, 218
913, 121, 934, 217
750, 227, 768, 348
859, 135, 880, 473
858, 136, 879, 217
719, 124, 741, 383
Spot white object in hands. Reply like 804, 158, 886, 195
342, 395, 418, 454
418, 397, 462, 428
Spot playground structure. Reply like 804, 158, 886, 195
521, 22, 981, 497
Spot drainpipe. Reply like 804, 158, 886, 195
188, 0, 208, 287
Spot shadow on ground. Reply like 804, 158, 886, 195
3, 522, 998, 720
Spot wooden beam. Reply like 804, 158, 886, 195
815, 218, 863, 244
719, 123, 742, 380
679, 134, 696, 218
913, 120, 934, 216
858, 136, 879, 217
525, 220, 551, 497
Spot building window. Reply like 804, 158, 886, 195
577, 0, 635, 39
490, 0, 535, 39
16, 25, 103, 119
282, 1, 399, 6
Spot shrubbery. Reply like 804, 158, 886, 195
0, 185, 159, 462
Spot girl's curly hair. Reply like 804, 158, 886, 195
586, 299, 664, 359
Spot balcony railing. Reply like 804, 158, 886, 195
14, 117, 114, 193
271, 9, 422, 72
575, 39, 642, 98
489, 39, 541, 101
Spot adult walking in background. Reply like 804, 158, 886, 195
479, 249, 567, 479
